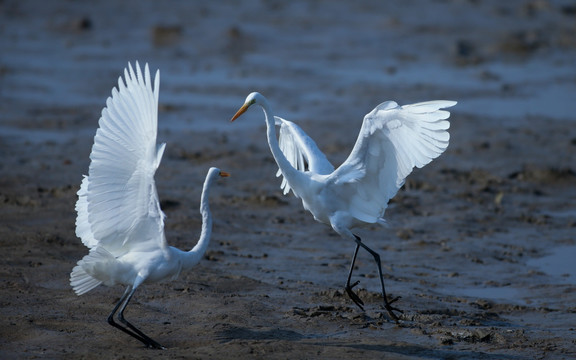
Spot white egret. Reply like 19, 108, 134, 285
231, 92, 455, 321
70, 62, 229, 349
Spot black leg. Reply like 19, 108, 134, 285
345, 242, 365, 310
107, 287, 149, 345
352, 234, 403, 322
117, 292, 166, 349
107, 286, 166, 349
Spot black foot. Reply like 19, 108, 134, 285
345, 280, 365, 311
384, 295, 403, 322
145, 340, 166, 350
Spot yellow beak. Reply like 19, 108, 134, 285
219, 171, 231, 178
230, 102, 250, 122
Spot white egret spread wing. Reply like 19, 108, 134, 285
76, 62, 166, 255
274, 116, 334, 196
328, 100, 456, 224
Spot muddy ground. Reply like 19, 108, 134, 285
1, 0, 576, 359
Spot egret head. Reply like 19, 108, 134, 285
212, 167, 230, 178
231, 92, 264, 122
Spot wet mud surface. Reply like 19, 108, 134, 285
1, 1, 575, 359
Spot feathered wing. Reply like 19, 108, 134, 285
274, 116, 334, 196
327, 100, 456, 224
75, 176, 98, 248
76, 62, 166, 256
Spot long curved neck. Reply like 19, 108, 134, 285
181, 174, 215, 269
260, 102, 301, 184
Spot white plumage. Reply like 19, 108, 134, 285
70, 62, 228, 349
232, 92, 455, 321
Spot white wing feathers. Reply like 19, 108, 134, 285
329, 100, 455, 224
275, 116, 334, 196
372, 100, 454, 186
75, 62, 166, 255
75, 176, 97, 248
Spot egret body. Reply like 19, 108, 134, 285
70, 62, 228, 348
231, 92, 455, 321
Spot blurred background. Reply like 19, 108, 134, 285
1, 0, 575, 139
